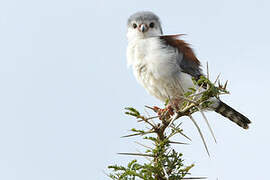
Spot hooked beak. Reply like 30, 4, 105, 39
139, 24, 148, 33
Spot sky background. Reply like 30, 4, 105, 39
0, 0, 269, 179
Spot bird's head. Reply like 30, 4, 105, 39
127, 11, 163, 41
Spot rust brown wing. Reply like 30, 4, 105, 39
160, 34, 203, 81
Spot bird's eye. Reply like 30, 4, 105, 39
149, 22, 155, 28
132, 23, 137, 29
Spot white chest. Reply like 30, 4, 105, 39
127, 37, 179, 78
127, 37, 190, 101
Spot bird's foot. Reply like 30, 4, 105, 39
153, 105, 175, 118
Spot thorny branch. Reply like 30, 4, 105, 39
108, 74, 229, 180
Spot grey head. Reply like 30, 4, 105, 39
127, 11, 163, 40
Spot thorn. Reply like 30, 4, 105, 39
162, 165, 169, 179
206, 62, 209, 80
189, 115, 210, 157
214, 73, 221, 85
179, 131, 192, 142
198, 107, 217, 143
135, 148, 151, 162
170, 124, 192, 141
167, 113, 180, 129
135, 141, 153, 150
168, 141, 190, 145
181, 177, 207, 179
138, 115, 159, 122
121, 130, 154, 138
117, 152, 155, 157
143, 108, 151, 117
121, 133, 142, 138
218, 80, 222, 88
224, 80, 228, 89
145, 105, 157, 112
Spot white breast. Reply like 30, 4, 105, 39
127, 37, 194, 102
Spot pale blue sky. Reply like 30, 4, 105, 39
0, 0, 269, 179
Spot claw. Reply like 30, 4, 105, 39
152, 105, 174, 118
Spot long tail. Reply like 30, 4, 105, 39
214, 101, 251, 129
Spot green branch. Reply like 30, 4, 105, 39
107, 75, 228, 180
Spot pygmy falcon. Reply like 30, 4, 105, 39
126, 11, 251, 129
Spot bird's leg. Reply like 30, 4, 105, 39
169, 98, 182, 111
153, 105, 174, 115
152, 106, 164, 115
165, 104, 175, 116
153, 105, 174, 120
153, 99, 182, 118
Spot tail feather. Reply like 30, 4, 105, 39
215, 101, 251, 129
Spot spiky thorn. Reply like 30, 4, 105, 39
139, 116, 156, 129
182, 177, 207, 179
135, 141, 153, 150
206, 62, 210, 89
197, 106, 217, 143
214, 73, 221, 85
170, 98, 216, 147
121, 130, 155, 138
145, 105, 157, 112
137, 115, 160, 122
135, 148, 152, 162
125, 107, 157, 130
169, 123, 192, 141
162, 165, 169, 179
223, 80, 228, 90
168, 141, 189, 145
117, 152, 156, 157
189, 115, 210, 157
206, 62, 209, 80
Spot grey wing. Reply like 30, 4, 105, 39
178, 54, 203, 81
160, 35, 203, 80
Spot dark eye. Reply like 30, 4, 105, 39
132, 23, 137, 29
149, 22, 155, 28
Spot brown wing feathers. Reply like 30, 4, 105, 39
160, 34, 201, 65
160, 34, 203, 80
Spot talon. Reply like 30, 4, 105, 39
152, 105, 175, 118
153, 106, 161, 113
165, 105, 175, 116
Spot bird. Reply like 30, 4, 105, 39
126, 11, 251, 129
